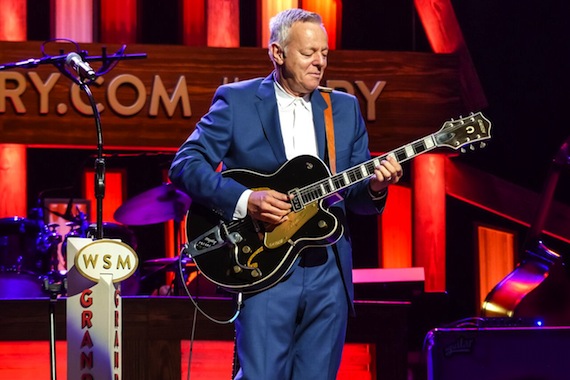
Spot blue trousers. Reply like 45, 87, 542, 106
234, 249, 349, 380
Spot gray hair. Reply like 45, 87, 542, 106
268, 8, 323, 49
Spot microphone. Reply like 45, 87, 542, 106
65, 52, 96, 81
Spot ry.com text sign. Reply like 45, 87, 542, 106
0, 41, 462, 152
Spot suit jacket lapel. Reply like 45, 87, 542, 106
255, 74, 287, 163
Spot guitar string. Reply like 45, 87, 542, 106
291, 114, 487, 206
293, 140, 427, 205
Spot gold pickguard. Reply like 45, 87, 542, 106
263, 202, 319, 249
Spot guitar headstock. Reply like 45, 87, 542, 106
435, 112, 492, 152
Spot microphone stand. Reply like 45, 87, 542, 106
80, 82, 105, 239
1, 41, 147, 380
0, 43, 147, 76
1, 43, 147, 239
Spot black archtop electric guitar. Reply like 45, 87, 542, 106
184, 112, 492, 293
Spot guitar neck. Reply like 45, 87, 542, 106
290, 132, 439, 211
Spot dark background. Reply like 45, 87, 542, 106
23, 1, 570, 316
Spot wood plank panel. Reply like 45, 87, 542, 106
446, 159, 570, 243
0, 42, 463, 152
0, 297, 410, 380
414, 0, 487, 111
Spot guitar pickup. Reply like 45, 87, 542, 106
288, 188, 303, 212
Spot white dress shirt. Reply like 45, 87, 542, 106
233, 79, 318, 219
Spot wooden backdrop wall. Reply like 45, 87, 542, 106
0, 41, 464, 151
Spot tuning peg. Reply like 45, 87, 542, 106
470, 145, 476, 151
480, 142, 487, 149
461, 147, 467, 153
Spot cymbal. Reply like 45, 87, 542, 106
143, 256, 195, 270
114, 183, 191, 225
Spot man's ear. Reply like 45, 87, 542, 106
270, 43, 285, 64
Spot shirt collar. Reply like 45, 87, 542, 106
273, 76, 311, 110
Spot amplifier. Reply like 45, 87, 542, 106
426, 326, 570, 380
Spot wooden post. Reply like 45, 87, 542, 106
412, 153, 446, 291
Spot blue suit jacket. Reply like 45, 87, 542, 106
170, 73, 386, 302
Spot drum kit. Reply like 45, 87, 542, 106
0, 183, 197, 299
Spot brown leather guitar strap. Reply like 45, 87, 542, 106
320, 91, 353, 310
321, 91, 336, 174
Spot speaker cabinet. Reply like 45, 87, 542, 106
426, 327, 570, 380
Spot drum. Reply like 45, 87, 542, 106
86, 222, 138, 250
0, 217, 47, 298
62, 221, 138, 259
0, 217, 44, 274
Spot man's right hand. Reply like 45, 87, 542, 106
247, 189, 292, 224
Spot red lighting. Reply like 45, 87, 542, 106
100, 0, 137, 43
0, 0, 26, 41
412, 154, 446, 292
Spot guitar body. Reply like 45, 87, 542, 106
186, 155, 343, 293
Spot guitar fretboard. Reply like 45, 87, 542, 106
290, 133, 439, 211
287, 111, 490, 211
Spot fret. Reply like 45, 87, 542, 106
395, 149, 407, 162
312, 186, 324, 200
346, 170, 355, 183
327, 178, 335, 192
342, 172, 350, 185
348, 169, 360, 183
353, 168, 361, 180
413, 141, 426, 154
308, 187, 319, 202
333, 176, 345, 189
311, 186, 323, 200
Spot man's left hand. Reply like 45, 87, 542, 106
369, 154, 403, 192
